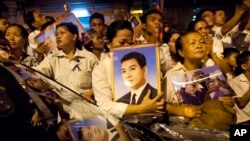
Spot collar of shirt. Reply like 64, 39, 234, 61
239, 73, 250, 84
171, 62, 188, 72
52, 48, 86, 60
137, 35, 148, 44
52, 48, 88, 71
130, 82, 147, 104
243, 29, 250, 34
171, 62, 209, 72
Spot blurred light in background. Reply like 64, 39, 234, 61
72, 9, 90, 17
130, 10, 143, 14
72, 9, 90, 31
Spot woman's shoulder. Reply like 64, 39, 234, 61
228, 73, 246, 85
79, 48, 99, 61
166, 62, 186, 74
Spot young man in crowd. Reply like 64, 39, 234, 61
89, 12, 105, 36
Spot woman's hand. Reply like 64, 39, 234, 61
219, 96, 235, 107
139, 90, 164, 113
182, 105, 202, 118
0, 50, 10, 60
34, 42, 50, 55
205, 34, 213, 55
81, 89, 95, 103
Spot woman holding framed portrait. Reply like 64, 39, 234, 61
163, 31, 236, 130
92, 20, 164, 118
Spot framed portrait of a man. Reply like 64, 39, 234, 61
35, 12, 90, 53
110, 44, 161, 105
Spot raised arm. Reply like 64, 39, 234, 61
234, 86, 250, 109
221, 0, 250, 35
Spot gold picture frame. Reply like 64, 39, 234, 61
110, 44, 161, 104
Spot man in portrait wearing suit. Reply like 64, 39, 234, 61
116, 51, 157, 105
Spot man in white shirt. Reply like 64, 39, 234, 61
137, 9, 173, 75
228, 51, 250, 124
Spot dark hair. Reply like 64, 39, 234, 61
196, 8, 214, 20
0, 38, 9, 51
45, 16, 55, 23
187, 19, 207, 31
121, 52, 146, 68
163, 24, 185, 43
0, 16, 8, 35
223, 47, 240, 58
41, 20, 55, 31
0, 16, 7, 20
234, 51, 250, 75
140, 9, 162, 24
24, 10, 36, 31
106, 20, 133, 43
89, 12, 105, 24
206, 78, 216, 87
214, 8, 226, 15
56, 22, 82, 50
175, 31, 200, 63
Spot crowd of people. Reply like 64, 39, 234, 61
1, 0, 250, 140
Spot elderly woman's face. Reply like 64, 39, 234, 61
179, 32, 206, 61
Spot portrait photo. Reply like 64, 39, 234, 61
170, 65, 236, 106
35, 12, 90, 52
111, 44, 161, 105
68, 116, 118, 141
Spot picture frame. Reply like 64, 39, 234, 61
170, 65, 236, 105
110, 44, 161, 104
35, 12, 90, 52
129, 16, 141, 28
68, 115, 117, 141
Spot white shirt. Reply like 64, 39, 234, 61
98, 51, 109, 61
212, 24, 241, 49
212, 36, 224, 57
160, 43, 174, 75
137, 35, 174, 76
232, 29, 250, 51
34, 48, 98, 101
130, 82, 147, 104
163, 62, 187, 104
27, 30, 40, 57
92, 55, 128, 118
228, 73, 250, 123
